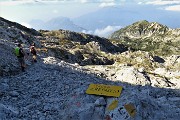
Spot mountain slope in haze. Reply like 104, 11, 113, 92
73, 6, 180, 31
29, 6, 180, 37
110, 20, 180, 56
73, 7, 129, 30
30, 17, 85, 32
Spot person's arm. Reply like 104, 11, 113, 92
29, 46, 32, 52
19, 48, 25, 56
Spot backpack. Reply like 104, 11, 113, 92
15, 47, 20, 56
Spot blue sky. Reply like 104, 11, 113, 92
0, 0, 180, 32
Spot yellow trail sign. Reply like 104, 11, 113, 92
124, 103, 136, 117
107, 100, 118, 110
86, 84, 123, 97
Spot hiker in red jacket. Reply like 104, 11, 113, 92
29, 42, 37, 62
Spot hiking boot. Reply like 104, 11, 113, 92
21, 66, 25, 72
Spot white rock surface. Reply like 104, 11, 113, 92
115, 67, 150, 86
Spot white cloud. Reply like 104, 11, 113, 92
138, 2, 143, 5
81, 30, 93, 34
81, 25, 121, 38
0, 0, 66, 6
0, 0, 35, 6
21, 22, 32, 28
94, 25, 121, 37
53, 10, 59, 13
79, 0, 88, 3
99, 2, 116, 8
0, 0, 118, 6
165, 5, 180, 11
146, 0, 180, 5
144, 0, 180, 11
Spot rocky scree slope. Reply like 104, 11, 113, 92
110, 20, 180, 56
0, 17, 41, 76
0, 17, 40, 36
0, 56, 179, 120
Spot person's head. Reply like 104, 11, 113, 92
32, 42, 35, 46
17, 43, 22, 47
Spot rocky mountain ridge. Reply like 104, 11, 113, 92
110, 20, 180, 56
0, 17, 179, 120
39, 29, 127, 65
110, 20, 180, 40
0, 17, 40, 36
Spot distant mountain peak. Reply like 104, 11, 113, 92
110, 20, 171, 39
132, 20, 149, 25
128, 20, 168, 31
109, 20, 180, 56
30, 16, 85, 32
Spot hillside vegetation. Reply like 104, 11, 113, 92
39, 29, 127, 65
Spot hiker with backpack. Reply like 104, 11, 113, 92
29, 42, 37, 62
15, 43, 26, 72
